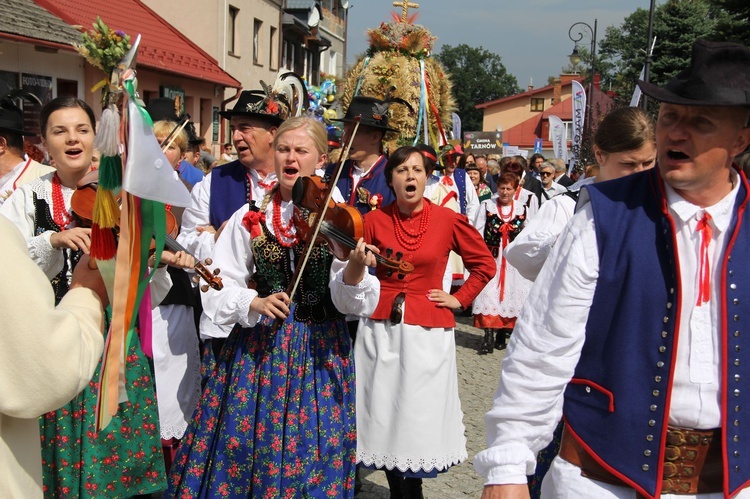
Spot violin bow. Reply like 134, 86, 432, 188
160, 115, 190, 152
281, 115, 363, 315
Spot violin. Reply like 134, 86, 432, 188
291, 175, 414, 279
70, 181, 224, 292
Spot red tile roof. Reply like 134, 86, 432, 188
502, 88, 615, 148
475, 81, 559, 110
33, 0, 241, 88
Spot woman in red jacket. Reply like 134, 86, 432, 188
342, 145, 496, 498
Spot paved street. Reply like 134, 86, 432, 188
356, 315, 504, 498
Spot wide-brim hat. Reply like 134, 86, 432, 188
0, 97, 36, 136
638, 39, 750, 107
220, 90, 286, 126
333, 95, 400, 133
146, 97, 202, 145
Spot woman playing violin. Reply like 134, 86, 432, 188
0, 96, 169, 496
168, 117, 377, 498
342, 145, 496, 498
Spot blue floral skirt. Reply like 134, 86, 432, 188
167, 310, 356, 498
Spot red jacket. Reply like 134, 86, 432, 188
364, 200, 495, 328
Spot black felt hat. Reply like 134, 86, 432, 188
333, 95, 412, 133
220, 73, 308, 126
146, 97, 180, 122
638, 39, 750, 107
0, 90, 39, 136
219, 90, 283, 126
146, 97, 202, 145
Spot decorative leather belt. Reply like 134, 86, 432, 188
558, 424, 722, 496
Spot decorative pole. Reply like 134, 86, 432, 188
393, 0, 419, 22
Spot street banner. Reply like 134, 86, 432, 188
630, 37, 657, 107
463, 131, 503, 154
548, 115, 567, 164
452, 112, 461, 140
630, 66, 645, 107
570, 80, 586, 166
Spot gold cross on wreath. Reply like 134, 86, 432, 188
393, 0, 419, 22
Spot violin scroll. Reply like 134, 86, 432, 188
190, 258, 223, 292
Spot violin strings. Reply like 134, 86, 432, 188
320, 223, 389, 266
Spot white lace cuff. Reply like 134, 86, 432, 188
30, 231, 64, 279
239, 291, 260, 328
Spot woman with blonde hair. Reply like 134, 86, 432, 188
168, 117, 375, 497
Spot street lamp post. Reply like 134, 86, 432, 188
567, 20, 597, 166
642, 0, 657, 111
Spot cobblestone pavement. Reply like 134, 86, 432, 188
356, 315, 504, 498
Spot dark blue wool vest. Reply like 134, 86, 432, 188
563, 167, 750, 498
453, 167, 468, 215
328, 156, 395, 215
209, 160, 248, 230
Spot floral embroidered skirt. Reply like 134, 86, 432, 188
39, 325, 166, 497
167, 312, 356, 498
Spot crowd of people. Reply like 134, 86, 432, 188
1, 37, 749, 499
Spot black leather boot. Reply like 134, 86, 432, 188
403, 477, 424, 499
385, 470, 406, 499
479, 329, 494, 354
495, 328, 508, 350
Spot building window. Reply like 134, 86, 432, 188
253, 19, 262, 65
269, 26, 277, 70
228, 6, 239, 56
282, 40, 294, 71
530, 97, 545, 112
329, 51, 337, 76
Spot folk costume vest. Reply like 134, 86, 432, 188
249, 223, 342, 324
33, 192, 81, 303
328, 156, 394, 215
453, 168, 468, 215
209, 160, 248, 230
563, 167, 750, 499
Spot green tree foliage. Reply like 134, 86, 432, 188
709, 0, 750, 45
435, 44, 520, 132
597, 0, 735, 109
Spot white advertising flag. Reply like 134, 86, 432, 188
548, 115, 567, 164
570, 80, 586, 166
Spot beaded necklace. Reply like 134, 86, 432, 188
498, 202, 514, 223
392, 200, 431, 251
271, 190, 299, 247
51, 173, 72, 230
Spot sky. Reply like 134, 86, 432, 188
345, 0, 656, 92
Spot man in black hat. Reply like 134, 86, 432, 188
0, 95, 53, 205
476, 39, 750, 499
175, 87, 290, 360
177, 89, 287, 261
328, 95, 402, 214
